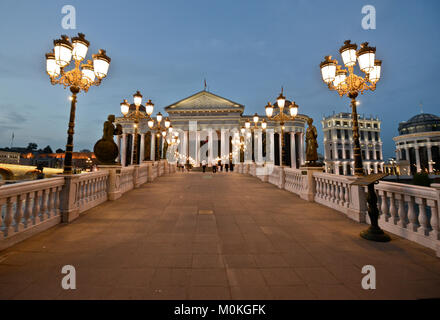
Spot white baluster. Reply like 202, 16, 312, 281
380, 190, 389, 222
397, 194, 407, 228
417, 198, 429, 236
24, 192, 32, 227
429, 200, 439, 241
389, 192, 397, 224
14, 194, 23, 232
4, 197, 14, 237
33, 191, 41, 223
407, 195, 418, 232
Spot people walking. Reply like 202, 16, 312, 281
212, 160, 217, 173
202, 159, 207, 173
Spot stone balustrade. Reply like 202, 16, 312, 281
374, 181, 439, 254
284, 168, 305, 196
238, 164, 440, 257
0, 161, 176, 251
0, 177, 64, 250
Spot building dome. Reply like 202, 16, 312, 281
398, 113, 440, 135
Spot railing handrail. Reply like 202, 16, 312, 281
0, 177, 65, 197
376, 181, 438, 199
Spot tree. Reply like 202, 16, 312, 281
27, 142, 38, 151
43, 145, 53, 154
56, 148, 64, 153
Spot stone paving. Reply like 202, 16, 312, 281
1, 171, 440, 300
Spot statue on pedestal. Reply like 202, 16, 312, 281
305, 118, 319, 166
93, 115, 123, 164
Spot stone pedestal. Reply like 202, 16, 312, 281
98, 164, 122, 200
59, 174, 80, 223
299, 166, 324, 201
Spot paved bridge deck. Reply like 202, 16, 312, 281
1, 172, 440, 299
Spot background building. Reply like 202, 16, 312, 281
394, 113, 440, 175
0, 151, 20, 164
321, 112, 384, 175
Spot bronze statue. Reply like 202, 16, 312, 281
305, 118, 319, 166
93, 114, 122, 164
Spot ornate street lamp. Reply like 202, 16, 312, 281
264, 87, 299, 166
320, 40, 382, 176
120, 91, 155, 165
148, 113, 172, 160
45, 33, 110, 174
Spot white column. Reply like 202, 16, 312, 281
196, 131, 200, 166
225, 130, 230, 160
181, 130, 187, 164
208, 129, 213, 165
300, 132, 305, 166
257, 129, 263, 164
268, 129, 275, 163
121, 133, 127, 166
427, 144, 433, 172
415, 147, 421, 172
130, 134, 135, 165
290, 132, 296, 168
140, 133, 145, 162
220, 129, 226, 160
150, 132, 155, 161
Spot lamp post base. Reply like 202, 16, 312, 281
360, 225, 391, 242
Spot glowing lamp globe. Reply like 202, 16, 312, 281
145, 99, 154, 116
339, 40, 357, 67
72, 33, 89, 61
92, 49, 111, 79
120, 99, 130, 116
320, 56, 337, 84
54, 35, 73, 67
357, 42, 376, 73
133, 91, 142, 107
45, 52, 61, 77
265, 102, 274, 118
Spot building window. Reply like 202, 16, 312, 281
344, 130, 349, 140
330, 149, 333, 160
345, 150, 350, 159
369, 151, 374, 159
336, 129, 341, 139
374, 123, 378, 128
362, 150, 366, 159
376, 151, 381, 160
375, 132, 379, 141
360, 131, 365, 140
328, 131, 332, 139
338, 149, 342, 159
368, 131, 372, 141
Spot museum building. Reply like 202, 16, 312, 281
115, 89, 309, 168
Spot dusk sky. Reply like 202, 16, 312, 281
0, 0, 439, 159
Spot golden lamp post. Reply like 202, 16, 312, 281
264, 88, 299, 166
147, 112, 172, 160
244, 114, 267, 162
120, 91, 155, 164
45, 33, 111, 174
320, 40, 382, 176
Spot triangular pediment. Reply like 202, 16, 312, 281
165, 91, 244, 112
